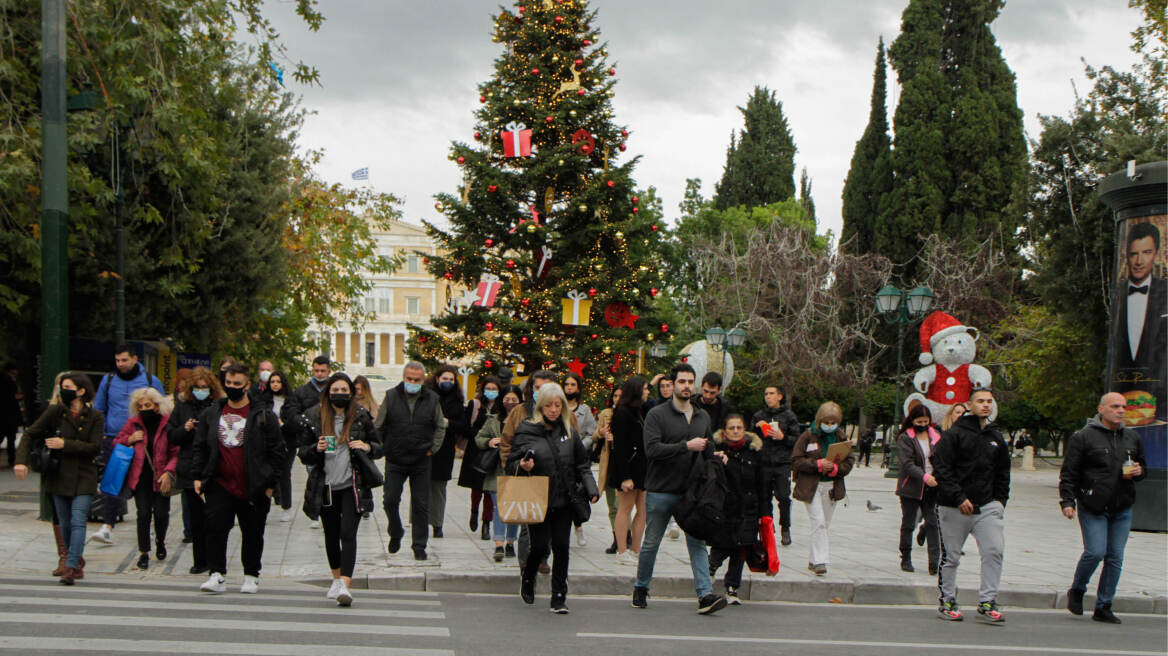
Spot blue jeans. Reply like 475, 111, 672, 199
53, 494, 94, 569
635, 492, 713, 598
1071, 506, 1133, 608
488, 492, 518, 542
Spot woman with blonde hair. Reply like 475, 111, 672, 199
940, 403, 966, 431
114, 387, 178, 570
791, 401, 855, 576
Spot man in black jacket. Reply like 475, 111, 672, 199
932, 388, 1010, 624
750, 385, 800, 545
191, 363, 285, 595
697, 372, 734, 432
1059, 392, 1147, 624
293, 356, 331, 411
632, 363, 726, 616
376, 362, 446, 560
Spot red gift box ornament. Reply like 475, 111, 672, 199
501, 121, 533, 158
474, 273, 503, 308
510, 203, 541, 234
571, 129, 595, 155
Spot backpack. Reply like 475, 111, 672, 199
672, 452, 727, 543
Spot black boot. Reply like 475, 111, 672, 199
1066, 588, 1084, 615
605, 532, 618, 555
481, 521, 491, 541
900, 557, 914, 573
1092, 604, 1121, 624
520, 576, 535, 604
469, 510, 478, 532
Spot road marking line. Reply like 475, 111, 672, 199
0, 637, 452, 655
575, 633, 1164, 655
0, 613, 449, 637
0, 595, 445, 620
0, 583, 442, 606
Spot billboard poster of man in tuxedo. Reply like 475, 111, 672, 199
1111, 217, 1167, 426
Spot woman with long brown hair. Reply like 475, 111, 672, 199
167, 366, 223, 574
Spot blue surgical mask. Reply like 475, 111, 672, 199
820, 423, 838, 434
531, 387, 540, 403
439, 381, 455, 392
484, 389, 499, 401
404, 382, 422, 394
192, 388, 210, 401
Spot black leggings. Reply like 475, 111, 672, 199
524, 506, 572, 595
321, 486, 360, 577
133, 476, 170, 553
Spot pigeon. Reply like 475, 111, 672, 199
866, 500, 882, 512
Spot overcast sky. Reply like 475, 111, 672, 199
263, 0, 1142, 241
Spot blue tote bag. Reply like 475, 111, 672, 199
99, 443, 135, 497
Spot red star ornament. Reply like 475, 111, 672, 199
566, 358, 588, 377
603, 302, 639, 329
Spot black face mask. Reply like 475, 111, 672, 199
140, 409, 160, 422
330, 393, 351, 408
224, 386, 247, 402
59, 388, 77, 405
565, 391, 580, 401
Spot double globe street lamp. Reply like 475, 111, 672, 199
875, 284, 934, 477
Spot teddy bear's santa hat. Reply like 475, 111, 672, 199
918, 311, 967, 365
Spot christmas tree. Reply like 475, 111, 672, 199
408, 0, 670, 400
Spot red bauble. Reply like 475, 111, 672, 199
632, 196, 639, 204
457, 156, 465, 164
517, 5, 525, 12
520, 336, 530, 344
485, 322, 494, 331
632, 207, 638, 214
531, 68, 540, 75
544, 360, 554, 368
649, 287, 658, 297
609, 68, 616, 76
520, 298, 531, 306
487, 185, 498, 192
587, 288, 597, 297
621, 129, 629, 137
474, 131, 482, 140
419, 336, 428, 343
590, 333, 599, 340
606, 180, 615, 188
577, 89, 586, 96
574, 58, 584, 67
423, 257, 430, 264
505, 259, 516, 269
477, 340, 485, 348
484, 359, 494, 367
443, 272, 453, 280
681, 356, 688, 363
545, 116, 554, 123
583, 39, 592, 46
479, 96, 486, 103
618, 143, 627, 151
485, 238, 494, 247
650, 224, 659, 232
627, 349, 636, 355
609, 365, 619, 373
554, 15, 563, 23
660, 323, 669, 332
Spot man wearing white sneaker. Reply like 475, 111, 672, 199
192, 363, 285, 594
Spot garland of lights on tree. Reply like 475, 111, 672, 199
407, 0, 672, 402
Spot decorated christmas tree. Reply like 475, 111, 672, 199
408, 0, 670, 400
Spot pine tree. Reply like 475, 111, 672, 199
840, 38, 892, 255
798, 167, 816, 226
409, 1, 669, 400
713, 86, 797, 209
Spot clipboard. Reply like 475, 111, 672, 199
825, 441, 852, 464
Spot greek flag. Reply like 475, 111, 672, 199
351, 167, 369, 181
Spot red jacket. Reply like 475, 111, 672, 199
115, 413, 179, 492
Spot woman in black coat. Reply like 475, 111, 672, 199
427, 365, 469, 537
165, 366, 222, 575
300, 373, 382, 607
458, 375, 502, 540
709, 414, 772, 602
609, 376, 648, 565
507, 383, 599, 614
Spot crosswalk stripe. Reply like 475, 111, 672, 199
0, 583, 442, 606
0, 595, 445, 620
0, 612, 450, 637
0, 637, 454, 656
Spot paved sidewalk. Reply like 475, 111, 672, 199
2, 457, 1165, 613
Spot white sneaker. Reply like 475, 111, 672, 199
617, 551, 638, 566
309, 520, 321, 530
280, 510, 293, 523
336, 581, 352, 607
575, 526, 586, 547
326, 578, 344, 600
667, 526, 680, 540
240, 575, 259, 594
89, 526, 113, 545
200, 573, 226, 594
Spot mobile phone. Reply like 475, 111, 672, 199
322, 484, 333, 508
524, 449, 536, 460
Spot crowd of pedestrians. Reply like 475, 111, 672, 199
1, 346, 1150, 624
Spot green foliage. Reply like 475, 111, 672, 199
713, 86, 797, 210
860, 381, 898, 428
841, 38, 893, 255
408, 1, 668, 403
798, 167, 816, 227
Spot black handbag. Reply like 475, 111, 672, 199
351, 448, 384, 489
473, 445, 500, 475
29, 438, 59, 476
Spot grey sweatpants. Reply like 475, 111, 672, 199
937, 500, 1005, 603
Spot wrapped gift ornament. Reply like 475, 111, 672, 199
535, 245, 553, 281
501, 121, 533, 157
474, 273, 503, 307
561, 290, 593, 326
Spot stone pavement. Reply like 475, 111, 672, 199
2, 456, 1165, 613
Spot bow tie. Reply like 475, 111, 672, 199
1129, 285, 1148, 296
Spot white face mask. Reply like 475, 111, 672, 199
820, 423, 838, 434
259, 370, 272, 383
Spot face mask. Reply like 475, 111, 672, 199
140, 409, 159, 422
192, 388, 211, 401
439, 381, 455, 392
484, 389, 499, 401
259, 370, 272, 383
531, 387, 540, 403
313, 373, 328, 384
565, 391, 580, 401
330, 393, 351, 408
224, 386, 247, 402
59, 387, 77, 405
820, 423, 838, 434
404, 382, 422, 394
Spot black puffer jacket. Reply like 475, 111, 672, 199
751, 403, 801, 467
1059, 417, 1147, 514
710, 430, 772, 549
167, 396, 215, 488
299, 405, 382, 520
431, 386, 469, 482
506, 418, 598, 510
932, 414, 1010, 509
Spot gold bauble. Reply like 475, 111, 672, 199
569, 110, 577, 117
593, 262, 604, 271
578, 204, 587, 212
602, 346, 611, 354
606, 376, 615, 384
646, 333, 655, 341
526, 223, 538, 233
615, 231, 624, 239
513, 99, 521, 106
558, 159, 565, 165
643, 239, 650, 246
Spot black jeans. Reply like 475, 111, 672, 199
766, 464, 792, 530
899, 487, 939, 567
133, 476, 170, 553
384, 458, 431, 550
709, 546, 746, 588
523, 506, 573, 596
321, 485, 360, 577
859, 445, 873, 467
276, 447, 297, 510
204, 481, 271, 577
182, 488, 208, 568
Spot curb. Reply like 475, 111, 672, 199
299, 572, 1168, 615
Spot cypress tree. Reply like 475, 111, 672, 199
713, 86, 797, 209
841, 37, 893, 255
798, 167, 817, 226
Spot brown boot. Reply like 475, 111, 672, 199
73, 558, 85, 579
52, 525, 67, 577
58, 566, 77, 586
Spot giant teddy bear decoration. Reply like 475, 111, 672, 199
904, 311, 996, 422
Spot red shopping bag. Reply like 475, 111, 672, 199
746, 516, 780, 576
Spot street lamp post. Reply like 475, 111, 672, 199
705, 325, 746, 387
875, 284, 934, 478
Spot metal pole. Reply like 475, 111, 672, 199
114, 127, 125, 345
885, 304, 905, 479
39, 0, 68, 398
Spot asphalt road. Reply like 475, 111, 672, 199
0, 575, 1163, 655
